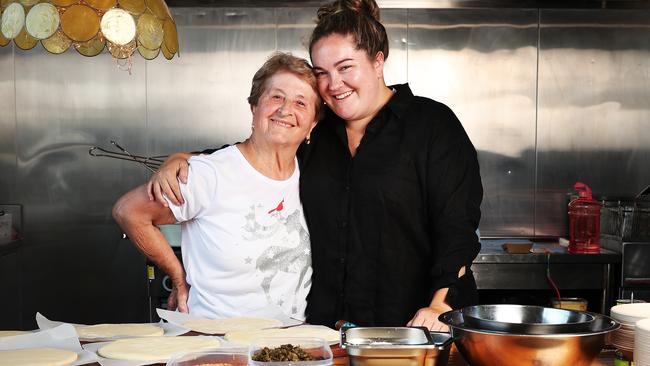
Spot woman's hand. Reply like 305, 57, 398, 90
147, 152, 192, 206
407, 303, 452, 331
167, 279, 190, 313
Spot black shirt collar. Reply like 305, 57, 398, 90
364, 83, 412, 136
386, 83, 414, 120
326, 83, 414, 142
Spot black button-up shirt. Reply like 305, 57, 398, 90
298, 84, 483, 327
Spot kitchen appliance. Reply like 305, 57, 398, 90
440, 305, 619, 366
340, 326, 452, 366
600, 185, 650, 303
146, 248, 182, 322
143, 223, 182, 322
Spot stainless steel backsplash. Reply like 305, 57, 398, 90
1, 7, 649, 325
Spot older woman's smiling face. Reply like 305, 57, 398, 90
251, 71, 319, 148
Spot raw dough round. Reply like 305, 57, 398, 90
0, 330, 28, 337
183, 317, 283, 334
98, 336, 220, 361
75, 323, 164, 339
225, 325, 339, 346
0, 347, 78, 366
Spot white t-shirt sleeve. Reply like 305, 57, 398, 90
165, 156, 218, 222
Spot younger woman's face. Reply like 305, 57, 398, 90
311, 33, 385, 124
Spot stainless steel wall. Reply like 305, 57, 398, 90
536, 10, 650, 236
2, 6, 649, 326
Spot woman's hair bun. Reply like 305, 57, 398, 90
316, 0, 381, 22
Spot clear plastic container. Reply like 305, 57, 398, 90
166, 349, 248, 366
248, 337, 333, 366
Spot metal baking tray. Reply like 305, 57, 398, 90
340, 327, 452, 366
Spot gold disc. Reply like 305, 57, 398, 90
107, 38, 134, 59
136, 12, 162, 50
1, 2, 25, 40
160, 38, 173, 59
162, 17, 177, 54
0, 6, 9, 46
85, 0, 116, 11
18, 0, 39, 6
61, 4, 99, 42
118, 0, 145, 15
52, 0, 79, 6
26, 2, 60, 40
42, 30, 72, 54
101, 8, 135, 45
0, 26, 10, 46
14, 27, 37, 49
145, 0, 170, 20
137, 43, 158, 59
75, 34, 104, 56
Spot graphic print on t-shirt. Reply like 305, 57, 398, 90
242, 199, 312, 315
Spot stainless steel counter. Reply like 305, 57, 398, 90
473, 240, 621, 314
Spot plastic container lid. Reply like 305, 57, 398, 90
248, 337, 333, 366
166, 349, 248, 366
611, 303, 650, 325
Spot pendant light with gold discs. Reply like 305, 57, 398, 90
0, 0, 179, 62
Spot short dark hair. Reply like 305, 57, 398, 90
248, 52, 323, 121
309, 0, 389, 62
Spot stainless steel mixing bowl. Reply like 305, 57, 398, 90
439, 306, 619, 366
462, 304, 595, 335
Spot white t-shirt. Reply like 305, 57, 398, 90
166, 145, 312, 320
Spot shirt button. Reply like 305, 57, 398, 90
340, 257, 346, 264
340, 220, 348, 228
345, 186, 350, 192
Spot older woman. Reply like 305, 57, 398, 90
112, 53, 321, 320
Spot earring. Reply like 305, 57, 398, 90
305, 137, 311, 145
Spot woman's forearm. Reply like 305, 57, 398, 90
113, 185, 185, 284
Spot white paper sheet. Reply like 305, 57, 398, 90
156, 306, 302, 334
36, 312, 190, 341
82, 336, 227, 366
0, 324, 99, 366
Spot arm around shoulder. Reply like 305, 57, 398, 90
147, 152, 196, 206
